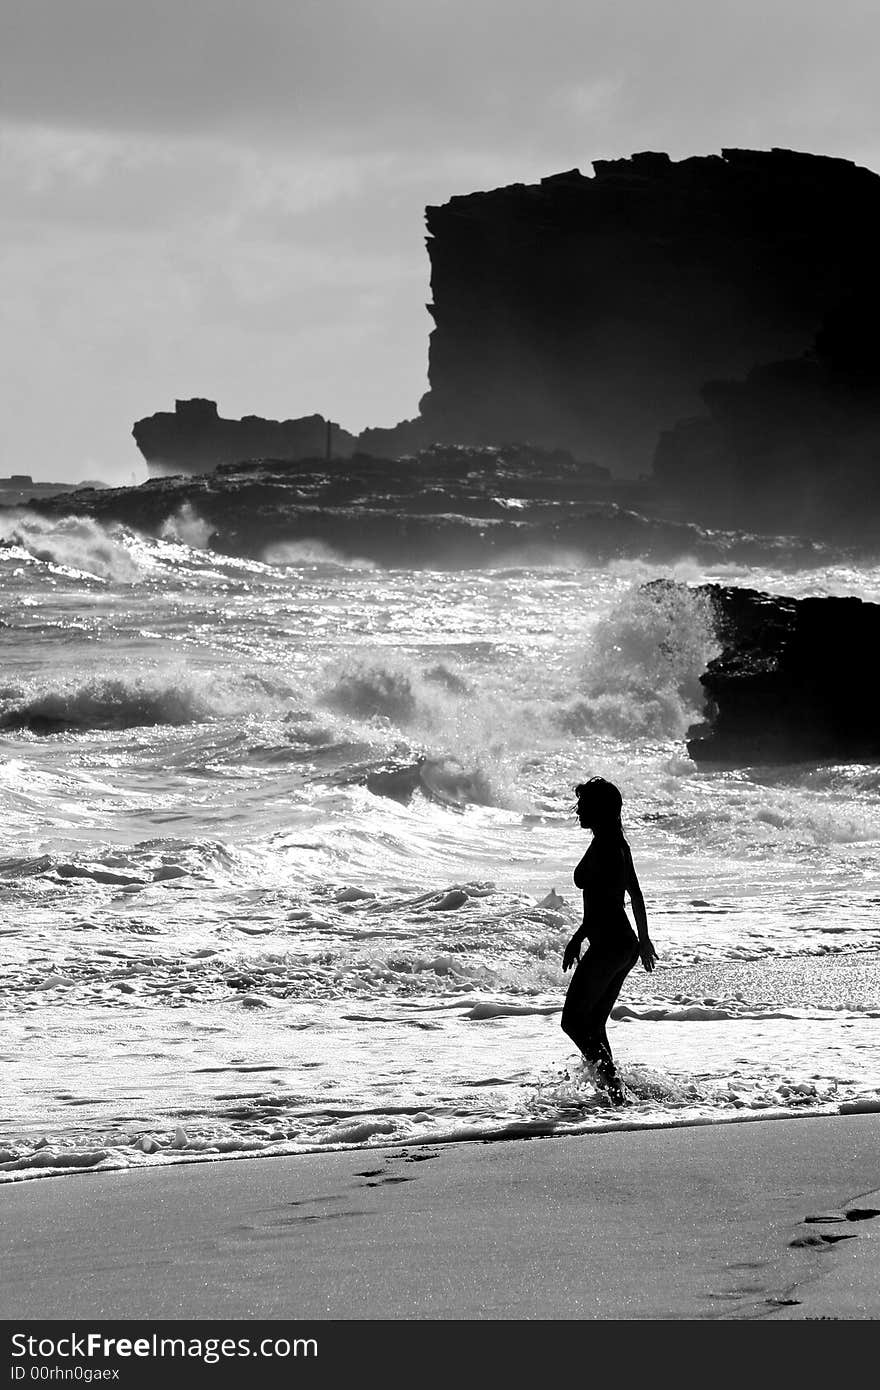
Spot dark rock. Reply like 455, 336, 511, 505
130, 149, 880, 544
415, 149, 880, 479
653, 290, 880, 539
12, 446, 824, 570
682, 583, 880, 763
133, 398, 358, 476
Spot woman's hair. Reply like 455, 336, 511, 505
575, 777, 623, 834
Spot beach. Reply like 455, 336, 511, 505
2, 1112, 879, 1320
2, 526, 880, 1328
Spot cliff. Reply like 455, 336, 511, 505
683, 583, 880, 763
416, 149, 880, 483
131, 150, 880, 540
133, 399, 358, 477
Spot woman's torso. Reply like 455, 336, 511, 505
575, 835, 634, 945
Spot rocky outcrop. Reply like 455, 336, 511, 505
132, 150, 880, 542
11, 447, 822, 570
133, 399, 358, 476
417, 149, 880, 479
684, 584, 880, 763
653, 293, 880, 539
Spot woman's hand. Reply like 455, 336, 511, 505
639, 938, 658, 973
562, 934, 582, 972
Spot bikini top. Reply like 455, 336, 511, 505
573, 835, 630, 909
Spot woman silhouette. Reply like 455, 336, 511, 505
561, 777, 657, 1103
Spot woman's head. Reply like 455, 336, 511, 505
575, 777, 623, 834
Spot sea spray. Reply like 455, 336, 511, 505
322, 661, 421, 724
263, 538, 376, 569
0, 667, 299, 734
159, 504, 214, 550
560, 581, 720, 740
0, 512, 140, 582
317, 652, 534, 808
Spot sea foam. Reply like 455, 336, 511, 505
0, 668, 294, 734
560, 581, 720, 739
0, 512, 141, 582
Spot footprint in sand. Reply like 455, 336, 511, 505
355, 1168, 415, 1187
793, 1197, 880, 1247
354, 1151, 439, 1187
789, 1231, 858, 1247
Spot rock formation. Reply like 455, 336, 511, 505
133, 398, 358, 476
416, 149, 880, 480
653, 292, 880, 538
11, 447, 821, 570
683, 583, 880, 763
131, 150, 880, 541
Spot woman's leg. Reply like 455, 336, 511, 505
561, 937, 639, 1087
561, 942, 630, 1060
590, 938, 640, 1066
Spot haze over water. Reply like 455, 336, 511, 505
2, 510, 880, 1180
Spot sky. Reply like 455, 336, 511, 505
2, 1, 880, 483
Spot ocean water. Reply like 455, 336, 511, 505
1, 509, 879, 1181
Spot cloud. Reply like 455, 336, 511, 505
0, 120, 434, 481
2, 0, 879, 163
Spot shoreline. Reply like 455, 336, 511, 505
5, 946, 879, 1184
2, 1111, 878, 1319
4, 1097, 880, 1185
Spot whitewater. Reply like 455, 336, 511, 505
1, 509, 879, 1181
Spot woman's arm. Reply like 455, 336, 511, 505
562, 896, 590, 971
624, 842, 658, 973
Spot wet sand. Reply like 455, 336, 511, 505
1, 1112, 879, 1320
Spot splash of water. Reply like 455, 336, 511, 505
561, 581, 720, 740
263, 539, 376, 569
0, 668, 294, 734
0, 512, 140, 582
159, 504, 214, 550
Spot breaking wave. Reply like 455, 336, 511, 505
362, 755, 499, 808
263, 539, 376, 569
320, 658, 473, 727
317, 655, 529, 808
322, 662, 421, 724
0, 670, 291, 734
0, 512, 140, 582
561, 581, 720, 740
